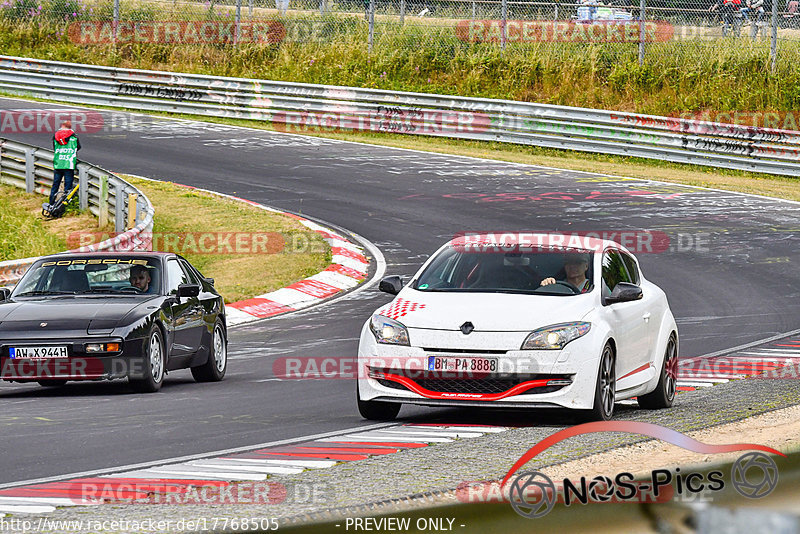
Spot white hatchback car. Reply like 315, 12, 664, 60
357, 233, 678, 421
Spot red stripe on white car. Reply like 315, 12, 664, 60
378, 373, 557, 401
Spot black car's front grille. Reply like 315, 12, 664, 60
373, 369, 571, 396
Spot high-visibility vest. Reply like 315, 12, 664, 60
53, 135, 79, 170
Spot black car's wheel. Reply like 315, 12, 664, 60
38, 379, 68, 387
638, 334, 678, 410
191, 320, 227, 382
129, 326, 165, 393
583, 343, 616, 421
357, 382, 401, 421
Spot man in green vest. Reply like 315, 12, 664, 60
50, 120, 82, 206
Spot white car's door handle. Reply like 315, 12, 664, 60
643, 312, 651, 322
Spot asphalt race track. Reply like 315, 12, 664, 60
1, 100, 800, 487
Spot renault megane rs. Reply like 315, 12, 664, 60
356, 233, 678, 421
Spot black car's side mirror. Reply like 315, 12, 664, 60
0, 287, 10, 302
204, 277, 215, 286
604, 282, 643, 305
177, 283, 201, 298
379, 276, 403, 295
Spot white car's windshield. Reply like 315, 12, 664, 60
413, 246, 595, 294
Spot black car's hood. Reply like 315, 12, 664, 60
0, 297, 159, 334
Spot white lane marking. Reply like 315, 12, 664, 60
0, 496, 93, 506
0, 504, 55, 513
211, 458, 338, 469
331, 256, 368, 273
298, 220, 335, 233
736, 350, 800, 357
99, 469, 247, 481
677, 381, 718, 387
337, 433, 453, 443
0, 422, 398, 490
254, 378, 283, 382
315, 436, 426, 443
308, 270, 359, 289
260, 287, 318, 307
129, 468, 267, 481
226, 307, 257, 326
327, 238, 362, 251
373, 429, 484, 438
184, 461, 303, 475
404, 425, 508, 433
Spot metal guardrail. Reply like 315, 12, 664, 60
0, 136, 155, 284
0, 55, 798, 177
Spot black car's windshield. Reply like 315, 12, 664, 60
12, 257, 161, 297
413, 246, 595, 295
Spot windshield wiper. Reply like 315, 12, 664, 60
82, 287, 143, 294
14, 290, 76, 297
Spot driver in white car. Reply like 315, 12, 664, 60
540, 253, 591, 293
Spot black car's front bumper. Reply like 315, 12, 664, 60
0, 337, 147, 381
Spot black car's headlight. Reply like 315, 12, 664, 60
521, 322, 591, 350
369, 314, 410, 346
85, 342, 122, 353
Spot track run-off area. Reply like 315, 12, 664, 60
1, 99, 800, 523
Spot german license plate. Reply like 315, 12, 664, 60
9, 346, 68, 359
427, 355, 498, 373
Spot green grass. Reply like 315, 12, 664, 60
122, 176, 331, 303
0, 183, 98, 260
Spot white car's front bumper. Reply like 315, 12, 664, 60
356, 323, 606, 410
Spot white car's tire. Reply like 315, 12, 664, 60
638, 334, 678, 410
357, 382, 401, 421
584, 343, 616, 421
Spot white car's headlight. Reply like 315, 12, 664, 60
369, 314, 410, 345
521, 322, 591, 350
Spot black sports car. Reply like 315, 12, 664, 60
0, 252, 227, 392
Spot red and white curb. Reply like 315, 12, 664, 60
0, 424, 508, 514
618, 333, 800, 407
224, 215, 368, 326
128, 177, 372, 327
675, 334, 800, 391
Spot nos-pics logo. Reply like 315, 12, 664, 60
503, 421, 782, 519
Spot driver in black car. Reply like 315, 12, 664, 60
129, 265, 152, 293
540, 253, 591, 293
